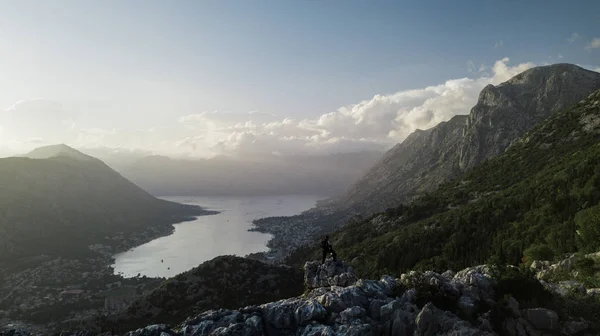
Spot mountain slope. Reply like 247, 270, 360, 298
288, 88, 600, 277
333, 64, 600, 215
100, 255, 304, 333
0, 145, 213, 266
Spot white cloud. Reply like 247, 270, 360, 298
585, 37, 600, 51
1, 58, 537, 158
170, 57, 535, 157
494, 40, 504, 48
467, 61, 486, 73
557, 54, 564, 59
568, 33, 581, 43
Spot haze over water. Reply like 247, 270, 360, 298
112, 195, 322, 278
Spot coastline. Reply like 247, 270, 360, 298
245, 203, 353, 263
0, 204, 220, 333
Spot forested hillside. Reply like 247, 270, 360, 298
289, 89, 600, 278
329, 64, 600, 216
0, 146, 213, 267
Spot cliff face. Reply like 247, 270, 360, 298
334, 64, 600, 215
458, 63, 600, 170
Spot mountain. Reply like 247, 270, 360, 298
100, 255, 304, 333
24, 144, 97, 161
0, 145, 213, 267
331, 64, 600, 216
120, 151, 382, 197
288, 88, 600, 277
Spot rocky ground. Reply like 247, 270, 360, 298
4, 255, 600, 336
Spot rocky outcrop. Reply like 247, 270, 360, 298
331, 64, 600, 216
304, 260, 358, 289
529, 252, 600, 297
7, 259, 598, 336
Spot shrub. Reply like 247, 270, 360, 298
574, 257, 595, 277
522, 244, 555, 265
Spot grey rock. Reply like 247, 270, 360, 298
415, 303, 495, 336
562, 321, 588, 335
304, 260, 358, 289
298, 324, 336, 336
523, 308, 559, 330
261, 298, 300, 330
529, 260, 550, 271
339, 306, 366, 323
542, 280, 587, 296
316, 292, 348, 313
0, 330, 32, 336
586, 288, 600, 297
294, 300, 327, 326
506, 296, 520, 317
367, 299, 388, 321
336, 323, 373, 336
124, 325, 174, 336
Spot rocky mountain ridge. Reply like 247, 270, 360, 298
332, 64, 600, 216
5, 257, 600, 335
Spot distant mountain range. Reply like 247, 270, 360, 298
116, 151, 383, 197
0, 144, 214, 267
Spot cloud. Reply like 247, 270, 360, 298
568, 33, 580, 43
170, 57, 535, 157
0, 98, 77, 150
585, 37, 600, 51
1, 58, 537, 158
557, 54, 564, 59
467, 61, 486, 73
4, 98, 63, 113
494, 40, 504, 48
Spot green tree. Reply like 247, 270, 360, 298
575, 204, 600, 253
523, 244, 555, 264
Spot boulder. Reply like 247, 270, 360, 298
562, 321, 588, 335
124, 324, 174, 336
294, 300, 327, 326
415, 303, 495, 336
523, 308, 559, 331
586, 288, 600, 297
339, 306, 366, 323
304, 259, 358, 289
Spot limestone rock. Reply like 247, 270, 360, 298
523, 308, 559, 331
304, 259, 358, 289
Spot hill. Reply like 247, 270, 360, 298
97, 255, 305, 333
0, 145, 215, 268
287, 88, 600, 278
330, 64, 600, 216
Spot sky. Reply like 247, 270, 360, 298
0, 0, 599, 158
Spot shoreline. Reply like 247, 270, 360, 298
245, 204, 351, 263
0, 205, 220, 333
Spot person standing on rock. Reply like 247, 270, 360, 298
321, 235, 337, 264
